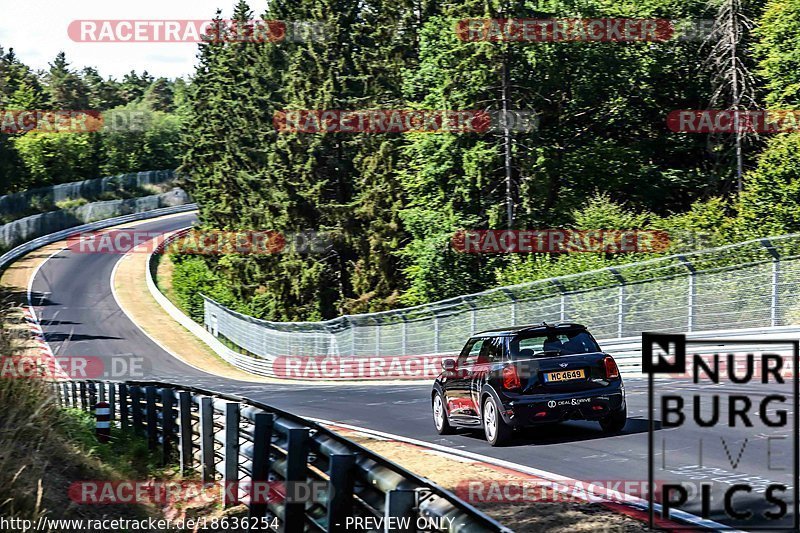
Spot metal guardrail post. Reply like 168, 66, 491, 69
223, 402, 240, 507
131, 386, 144, 434
327, 454, 355, 532
678, 256, 697, 332
248, 412, 274, 519
71, 382, 78, 409
88, 383, 97, 411
108, 383, 116, 424
79, 382, 88, 410
61, 382, 69, 408
385, 489, 416, 533
761, 239, 781, 327
119, 384, 129, 430
178, 392, 193, 473
161, 388, 175, 466
199, 397, 215, 482
608, 267, 625, 338
145, 386, 158, 450
284, 428, 309, 531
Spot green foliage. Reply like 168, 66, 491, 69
754, 0, 800, 107
737, 133, 800, 236
12, 132, 101, 188
170, 254, 238, 322
0, 48, 186, 195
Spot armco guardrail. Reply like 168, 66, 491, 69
198, 234, 800, 359
0, 169, 175, 219
0, 204, 197, 272
53, 380, 510, 533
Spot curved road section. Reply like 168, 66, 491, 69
29, 213, 788, 528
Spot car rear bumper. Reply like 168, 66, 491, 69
500, 387, 625, 426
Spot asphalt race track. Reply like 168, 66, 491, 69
30, 213, 798, 530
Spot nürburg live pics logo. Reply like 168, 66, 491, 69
643, 332, 799, 530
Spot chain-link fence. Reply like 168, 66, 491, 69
201, 235, 800, 361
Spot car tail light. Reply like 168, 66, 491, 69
604, 356, 620, 379
502, 365, 521, 390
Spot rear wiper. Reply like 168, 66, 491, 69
533, 350, 562, 358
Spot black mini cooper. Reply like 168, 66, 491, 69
431, 323, 626, 446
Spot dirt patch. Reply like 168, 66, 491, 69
337, 429, 649, 533
111, 239, 276, 382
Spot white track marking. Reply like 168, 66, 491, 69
308, 417, 739, 531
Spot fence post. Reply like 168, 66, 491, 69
375, 318, 381, 357
98, 382, 106, 403
433, 313, 440, 354
161, 389, 175, 466
119, 384, 129, 430
609, 268, 625, 338
199, 397, 215, 482
401, 314, 408, 356
248, 412, 275, 519
678, 256, 696, 332
350, 320, 356, 357
502, 289, 517, 326
223, 402, 240, 507
551, 280, 567, 323
284, 428, 309, 531
761, 239, 781, 327
471, 307, 477, 335
385, 490, 416, 533
327, 454, 355, 533
178, 392, 193, 474
145, 386, 158, 450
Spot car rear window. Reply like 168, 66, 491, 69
509, 329, 601, 359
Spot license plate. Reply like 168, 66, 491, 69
544, 369, 585, 382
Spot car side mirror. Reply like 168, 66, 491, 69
442, 358, 456, 372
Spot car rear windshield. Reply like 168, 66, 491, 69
509, 329, 601, 359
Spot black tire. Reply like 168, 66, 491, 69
432, 392, 455, 435
483, 396, 513, 446
600, 406, 627, 433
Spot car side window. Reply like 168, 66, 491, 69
485, 337, 505, 363
458, 338, 485, 366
